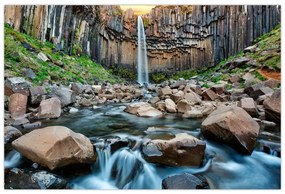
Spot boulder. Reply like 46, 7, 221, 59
201, 89, 218, 101
263, 79, 279, 89
156, 102, 166, 112
12, 126, 95, 170
229, 74, 241, 83
170, 80, 187, 89
8, 93, 27, 118
177, 99, 192, 113
201, 106, 260, 154
245, 83, 274, 100
29, 86, 46, 105
38, 97, 61, 119
149, 97, 160, 105
162, 173, 209, 189
22, 68, 36, 79
124, 102, 162, 117
170, 91, 184, 103
243, 45, 257, 53
80, 98, 92, 107
165, 99, 177, 113
71, 83, 84, 94
183, 109, 203, 118
238, 97, 259, 117
4, 126, 22, 144
158, 86, 172, 97
263, 89, 281, 123
231, 57, 250, 69
142, 133, 206, 166
184, 91, 202, 105
53, 87, 76, 107
211, 84, 226, 95
5, 77, 31, 96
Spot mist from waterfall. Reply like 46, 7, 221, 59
137, 16, 149, 85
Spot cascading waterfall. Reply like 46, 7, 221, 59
72, 142, 161, 189
137, 16, 149, 85
4, 150, 22, 169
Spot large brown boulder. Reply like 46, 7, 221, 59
183, 90, 202, 105
8, 93, 27, 118
12, 126, 95, 170
142, 133, 206, 166
263, 89, 281, 123
201, 106, 259, 154
158, 86, 172, 97
124, 102, 162, 117
38, 97, 61, 119
165, 98, 177, 113
5, 77, 31, 96
201, 89, 218, 101
177, 99, 192, 113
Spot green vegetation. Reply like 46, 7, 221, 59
151, 72, 167, 83
4, 24, 124, 85
254, 70, 267, 81
170, 69, 198, 80
108, 67, 136, 81
250, 24, 281, 70
143, 18, 150, 28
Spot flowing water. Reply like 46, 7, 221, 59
6, 104, 281, 189
137, 16, 149, 85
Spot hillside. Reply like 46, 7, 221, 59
4, 24, 124, 85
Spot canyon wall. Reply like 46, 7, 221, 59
4, 5, 281, 74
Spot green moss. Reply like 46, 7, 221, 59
254, 71, 267, 81
151, 72, 167, 83
170, 70, 197, 80
202, 83, 210, 88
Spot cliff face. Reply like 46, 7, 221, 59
4, 5, 281, 74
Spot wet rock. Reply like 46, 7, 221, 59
177, 99, 192, 113
4, 126, 22, 144
71, 82, 84, 94
162, 173, 209, 189
165, 99, 177, 113
158, 86, 172, 97
124, 102, 162, 117
38, 97, 61, 119
201, 106, 260, 154
5, 168, 67, 189
7, 116, 30, 127
8, 93, 27, 118
258, 140, 280, 157
29, 86, 46, 105
80, 98, 92, 107
22, 121, 42, 131
184, 90, 202, 105
69, 107, 79, 113
12, 126, 95, 170
263, 89, 281, 123
238, 97, 259, 117
142, 133, 206, 166
37, 52, 49, 62
201, 89, 218, 101
53, 87, 76, 107
183, 109, 203, 118
5, 77, 31, 96
106, 137, 130, 153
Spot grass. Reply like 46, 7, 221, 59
4, 24, 124, 85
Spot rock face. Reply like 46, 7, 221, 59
142, 133, 206, 166
12, 126, 95, 170
8, 93, 27, 118
38, 97, 61, 119
124, 102, 162, 117
162, 173, 209, 189
4, 5, 280, 74
201, 106, 260, 154
263, 89, 281, 123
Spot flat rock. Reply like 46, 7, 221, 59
38, 97, 61, 119
238, 97, 259, 117
8, 93, 27, 118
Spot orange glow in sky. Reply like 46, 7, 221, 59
120, 5, 156, 15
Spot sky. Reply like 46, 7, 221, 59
120, 5, 156, 15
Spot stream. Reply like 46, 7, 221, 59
5, 103, 281, 189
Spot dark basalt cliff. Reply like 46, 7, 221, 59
4, 5, 280, 74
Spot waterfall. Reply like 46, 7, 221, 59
4, 150, 22, 169
72, 144, 161, 189
137, 16, 149, 85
